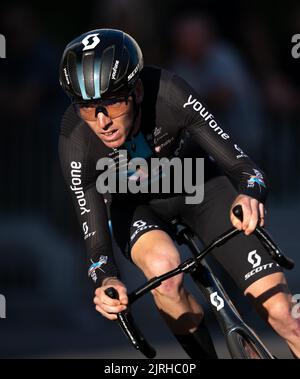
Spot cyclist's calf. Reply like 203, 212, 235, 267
267, 300, 300, 356
245, 273, 300, 358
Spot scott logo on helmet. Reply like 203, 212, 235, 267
128, 64, 139, 81
82, 33, 100, 51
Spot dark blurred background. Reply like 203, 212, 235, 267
0, 0, 299, 359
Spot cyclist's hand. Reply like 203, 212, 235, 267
230, 195, 265, 236
94, 277, 128, 320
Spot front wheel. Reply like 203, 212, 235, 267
226, 328, 274, 359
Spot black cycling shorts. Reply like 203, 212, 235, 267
110, 176, 282, 293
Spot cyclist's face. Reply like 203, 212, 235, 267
78, 97, 135, 148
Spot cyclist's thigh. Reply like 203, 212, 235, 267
110, 198, 178, 265
181, 175, 283, 293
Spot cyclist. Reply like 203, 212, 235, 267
59, 29, 300, 358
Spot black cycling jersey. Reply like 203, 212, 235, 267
59, 66, 268, 288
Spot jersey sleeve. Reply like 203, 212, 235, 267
58, 134, 119, 288
165, 73, 268, 203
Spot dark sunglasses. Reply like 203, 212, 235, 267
74, 96, 132, 121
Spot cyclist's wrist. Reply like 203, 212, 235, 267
102, 276, 119, 286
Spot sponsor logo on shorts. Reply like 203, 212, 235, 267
130, 220, 159, 241
248, 250, 261, 268
245, 250, 279, 280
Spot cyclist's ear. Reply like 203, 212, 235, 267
134, 79, 144, 105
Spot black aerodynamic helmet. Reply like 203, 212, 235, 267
59, 28, 143, 102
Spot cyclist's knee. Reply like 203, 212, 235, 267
146, 248, 180, 274
152, 272, 184, 300
146, 252, 183, 297
132, 230, 179, 274
148, 249, 183, 299
132, 232, 183, 299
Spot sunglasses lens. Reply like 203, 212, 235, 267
75, 97, 131, 121
78, 107, 95, 121
105, 101, 130, 118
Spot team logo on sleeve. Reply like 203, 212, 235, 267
70, 161, 91, 215
244, 169, 266, 191
183, 94, 230, 140
88, 256, 108, 283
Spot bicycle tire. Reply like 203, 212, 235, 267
226, 328, 273, 359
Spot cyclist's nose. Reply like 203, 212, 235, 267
97, 111, 112, 130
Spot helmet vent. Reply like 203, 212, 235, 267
67, 52, 81, 97
82, 52, 95, 98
